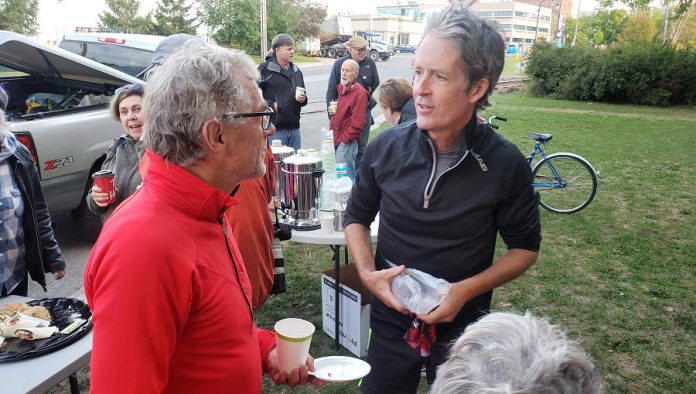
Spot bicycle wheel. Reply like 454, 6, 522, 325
532, 153, 597, 214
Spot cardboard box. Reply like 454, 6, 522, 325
321, 264, 372, 357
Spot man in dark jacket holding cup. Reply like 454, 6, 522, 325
258, 33, 307, 151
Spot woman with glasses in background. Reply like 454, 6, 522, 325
87, 83, 146, 221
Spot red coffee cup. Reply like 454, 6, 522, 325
92, 170, 116, 205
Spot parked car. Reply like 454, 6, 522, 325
394, 44, 417, 54
58, 32, 165, 77
0, 30, 140, 223
506, 44, 520, 55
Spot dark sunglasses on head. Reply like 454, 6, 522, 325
114, 83, 144, 96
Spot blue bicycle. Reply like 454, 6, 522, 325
487, 116, 598, 214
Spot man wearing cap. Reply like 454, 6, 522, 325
138, 33, 205, 79
326, 35, 380, 169
259, 33, 307, 152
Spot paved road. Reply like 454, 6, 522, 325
26, 53, 417, 299
295, 53, 416, 151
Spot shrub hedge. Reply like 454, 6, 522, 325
525, 42, 696, 106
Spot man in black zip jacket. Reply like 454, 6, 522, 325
326, 35, 380, 169
259, 34, 307, 151
344, 7, 541, 393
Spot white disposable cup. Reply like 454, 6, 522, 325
295, 86, 306, 101
274, 318, 315, 373
329, 100, 338, 114
320, 212, 333, 233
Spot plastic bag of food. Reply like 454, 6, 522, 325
387, 259, 451, 314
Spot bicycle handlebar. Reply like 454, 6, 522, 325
486, 115, 507, 129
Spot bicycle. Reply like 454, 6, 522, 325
486, 116, 598, 214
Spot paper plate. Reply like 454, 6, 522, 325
311, 356, 371, 382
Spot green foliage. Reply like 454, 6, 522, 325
98, 0, 152, 34
198, 0, 260, 52
0, 0, 39, 36
152, 0, 197, 36
618, 10, 658, 43
267, 0, 299, 43
293, 0, 327, 39
526, 41, 696, 105
565, 10, 628, 47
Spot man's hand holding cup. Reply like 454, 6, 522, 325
295, 87, 306, 103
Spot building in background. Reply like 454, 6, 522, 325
470, 1, 553, 48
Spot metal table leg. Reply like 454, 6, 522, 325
69, 373, 80, 394
330, 244, 341, 350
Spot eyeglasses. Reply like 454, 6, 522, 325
114, 83, 144, 96
220, 106, 276, 130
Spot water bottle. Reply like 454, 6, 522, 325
336, 163, 348, 179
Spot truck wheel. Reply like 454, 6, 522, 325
327, 48, 336, 58
319, 48, 326, 57
395, 49, 400, 54
381, 56, 390, 62
369, 50, 379, 62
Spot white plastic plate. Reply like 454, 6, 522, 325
311, 356, 371, 382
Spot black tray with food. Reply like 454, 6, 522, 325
0, 297, 92, 362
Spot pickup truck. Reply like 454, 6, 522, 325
0, 31, 140, 224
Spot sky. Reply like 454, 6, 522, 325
36, 0, 601, 42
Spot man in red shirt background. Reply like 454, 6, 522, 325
329, 59, 368, 181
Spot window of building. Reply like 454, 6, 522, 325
498, 24, 512, 30
477, 11, 493, 17
515, 11, 525, 17
539, 28, 549, 33
512, 37, 524, 42
525, 38, 534, 43
513, 24, 526, 30
494, 10, 513, 16
526, 25, 537, 31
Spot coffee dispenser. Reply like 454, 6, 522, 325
281, 150, 325, 230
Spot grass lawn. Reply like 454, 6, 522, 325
256, 94, 696, 393
502, 54, 525, 76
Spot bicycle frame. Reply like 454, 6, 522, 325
527, 143, 565, 189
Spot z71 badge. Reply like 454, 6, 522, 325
44, 156, 74, 171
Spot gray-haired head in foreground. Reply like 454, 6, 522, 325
431, 312, 602, 394
272, 33, 295, 51
424, 6, 504, 110
142, 43, 259, 167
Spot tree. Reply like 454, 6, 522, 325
152, 0, 197, 36
98, 0, 152, 34
602, 0, 695, 43
592, 9, 628, 45
565, 16, 593, 46
292, 0, 327, 39
618, 10, 658, 43
267, 0, 299, 41
675, 6, 696, 46
0, 0, 39, 36
198, 0, 260, 52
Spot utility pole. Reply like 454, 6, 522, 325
260, 0, 268, 56
534, 0, 554, 44
571, 0, 581, 46
534, 0, 544, 42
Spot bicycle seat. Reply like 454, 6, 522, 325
527, 132, 553, 142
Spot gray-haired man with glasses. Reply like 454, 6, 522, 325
84, 42, 321, 392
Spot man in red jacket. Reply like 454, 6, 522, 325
84, 42, 320, 393
329, 59, 368, 181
